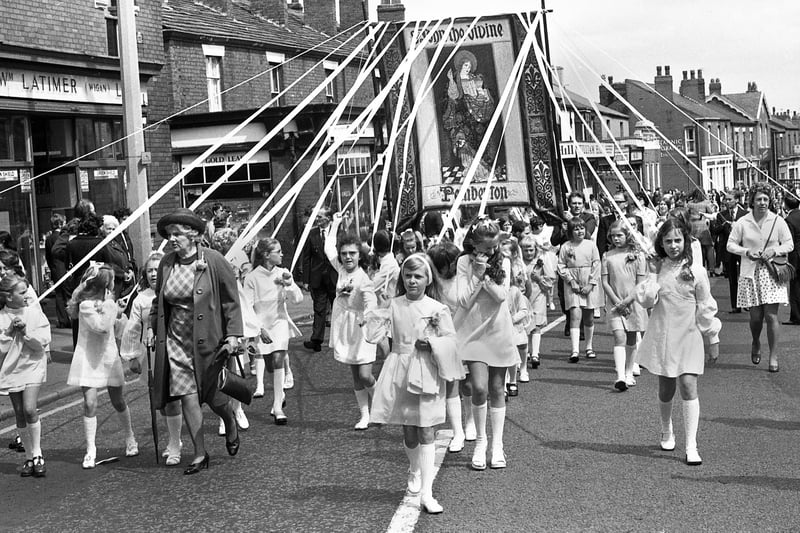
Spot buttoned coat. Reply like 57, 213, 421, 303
149, 246, 243, 409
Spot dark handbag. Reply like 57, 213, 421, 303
761, 217, 796, 284
217, 345, 256, 405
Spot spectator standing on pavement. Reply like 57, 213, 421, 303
727, 182, 793, 373
601, 220, 648, 391
636, 217, 720, 466
558, 217, 602, 363
119, 251, 185, 467
782, 195, 800, 325
454, 218, 517, 471
0, 272, 52, 478
66, 263, 138, 469
44, 213, 70, 328
147, 209, 243, 475
243, 238, 303, 426
324, 213, 378, 430
365, 253, 460, 514
300, 207, 338, 352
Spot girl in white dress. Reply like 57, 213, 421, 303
325, 213, 378, 429
67, 263, 138, 469
455, 218, 518, 470
244, 238, 303, 425
369, 230, 400, 360
427, 241, 471, 452
366, 253, 461, 514
557, 217, 602, 363
519, 235, 555, 373
636, 218, 721, 465
0, 273, 51, 477
502, 238, 531, 397
601, 220, 649, 391
120, 251, 185, 466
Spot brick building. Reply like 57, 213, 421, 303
770, 110, 800, 190
151, 0, 378, 256
0, 0, 163, 291
600, 66, 740, 193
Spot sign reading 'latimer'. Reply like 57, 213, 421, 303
0, 68, 147, 106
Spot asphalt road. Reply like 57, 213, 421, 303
2, 277, 799, 532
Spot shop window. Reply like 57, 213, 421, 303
76, 118, 125, 160
0, 116, 29, 162
46, 119, 75, 160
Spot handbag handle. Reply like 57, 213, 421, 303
762, 216, 778, 255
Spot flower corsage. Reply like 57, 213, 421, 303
678, 261, 695, 282
195, 248, 208, 272
422, 312, 441, 337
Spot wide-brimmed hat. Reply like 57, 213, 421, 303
157, 208, 206, 239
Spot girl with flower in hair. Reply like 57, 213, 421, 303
67, 262, 138, 469
601, 220, 649, 391
455, 217, 517, 470
366, 253, 461, 514
0, 272, 51, 477
636, 217, 721, 466
557, 217, 602, 363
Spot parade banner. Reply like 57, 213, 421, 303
379, 14, 564, 227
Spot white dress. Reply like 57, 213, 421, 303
243, 265, 303, 353
453, 255, 518, 367
525, 252, 555, 328
366, 295, 460, 427
371, 253, 400, 308
636, 259, 721, 377
508, 285, 531, 346
557, 239, 603, 310
119, 288, 154, 365
0, 305, 51, 393
67, 299, 125, 387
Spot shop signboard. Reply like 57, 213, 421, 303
0, 68, 147, 106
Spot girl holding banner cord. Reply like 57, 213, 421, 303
324, 213, 378, 430
454, 217, 517, 470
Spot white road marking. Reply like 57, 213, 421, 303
385, 314, 567, 531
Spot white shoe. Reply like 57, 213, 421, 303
625, 375, 637, 387
549, 301, 556, 310
632, 363, 641, 377
218, 418, 226, 436
519, 368, 530, 383
253, 386, 265, 398
490, 449, 507, 469
163, 441, 182, 466
685, 448, 702, 466
82, 452, 96, 469
471, 438, 487, 470
235, 408, 249, 430
420, 495, 443, 514
660, 431, 676, 451
284, 369, 294, 390
448, 433, 465, 453
354, 415, 370, 431
464, 423, 477, 442
406, 468, 421, 494
125, 436, 139, 457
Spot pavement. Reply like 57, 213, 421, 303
0, 294, 315, 423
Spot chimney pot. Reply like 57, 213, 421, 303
665, 66, 671, 76
656, 66, 662, 76
690, 70, 695, 79
682, 70, 688, 80
608, 75, 613, 85
697, 69, 703, 79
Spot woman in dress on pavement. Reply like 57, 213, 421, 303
455, 217, 518, 470
0, 272, 51, 477
727, 182, 794, 372
147, 209, 243, 475
324, 212, 378, 430
636, 217, 720, 465
366, 253, 461, 514
67, 263, 138, 469
557, 217, 602, 363
243, 237, 303, 426
119, 251, 186, 466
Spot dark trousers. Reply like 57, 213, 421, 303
724, 254, 741, 309
310, 277, 336, 344
54, 285, 70, 328
789, 276, 800, 323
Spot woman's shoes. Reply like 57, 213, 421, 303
163, 441, 182, 466
183, 453, 209, 475
568, 352, 579, 363
225, 434, 240, 456
420, 495, 443, 514
751, 351, 761, 365
768, 363, 779, 373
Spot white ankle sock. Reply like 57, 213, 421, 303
613, 346, 626, 381
659, 400, 673, 434
683, 398, 700, 451
472, 402, 488, 441
83, 416, 97, 455
488, 406, 506, 454
165, 414, 182, 451
117, 407, 134, 440
446, 397, 464, 439
28, 421, 42, 458
570, 327, 580, 353
18, 426, 33, 460
273, 367, 286, 414
418, 443, 437, 499
531, 333, 541, 358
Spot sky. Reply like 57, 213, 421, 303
369, 0, 800, 113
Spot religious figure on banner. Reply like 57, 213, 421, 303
439, 48, 506, 184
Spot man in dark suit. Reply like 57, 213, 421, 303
783, 195, 800, 324
716, 191, 748, 313
300, 207, 338, 352
596, 192, 644, 256
44, 213, 70, 328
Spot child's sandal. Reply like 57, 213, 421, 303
568, 352, 579, 363
585, 349, 596, 359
